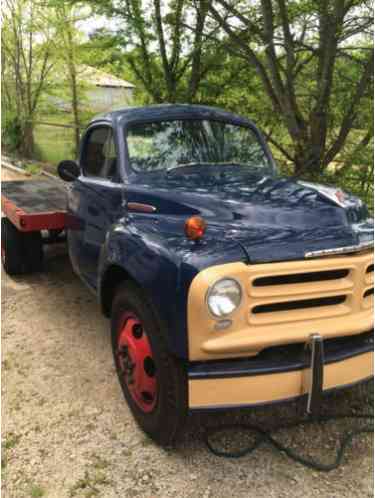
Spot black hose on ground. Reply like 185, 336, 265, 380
204, 411, 373, 471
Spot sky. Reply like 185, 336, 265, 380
78, 16, 107, 36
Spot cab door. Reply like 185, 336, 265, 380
67, 125, 124, 290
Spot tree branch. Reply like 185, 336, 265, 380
324, 52, 373, 166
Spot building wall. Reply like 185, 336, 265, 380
85, 86, 134, 111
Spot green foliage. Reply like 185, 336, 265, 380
82, 0, 217, 103
2, 113, 23, 152
332, 136, 374, 211
3, 433, 21, 450
69, 469, 111, 497
33, 119, 78, 164
80, 29, 128, 76
25, 163, 42, 175
2, 0, 57, 157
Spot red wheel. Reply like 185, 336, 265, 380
111, 282, 188, 445
116, 312, 158, 413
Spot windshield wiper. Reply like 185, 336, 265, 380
166, 162, 214, 176
166, 161, 251, 176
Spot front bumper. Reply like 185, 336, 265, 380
188, 331, 373, 409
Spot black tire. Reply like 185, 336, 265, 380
1, 218, 43, 275
111, 281, 188, 445
25, 230, 44, 273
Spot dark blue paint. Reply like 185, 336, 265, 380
65, 105, 373, 360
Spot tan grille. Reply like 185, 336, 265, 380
363, 261, 374, 309
248, 252, 373, 325
188, 249, 374, 361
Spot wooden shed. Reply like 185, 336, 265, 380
80, 66, 135, 111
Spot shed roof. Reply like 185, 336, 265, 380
78, 65, 135, 89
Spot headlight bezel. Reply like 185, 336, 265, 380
205, 277, 243, 318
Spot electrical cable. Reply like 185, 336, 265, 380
204, 410, 373, 471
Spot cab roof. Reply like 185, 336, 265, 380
89, 104, 255, 129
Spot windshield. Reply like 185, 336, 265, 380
125, 119, 274, 177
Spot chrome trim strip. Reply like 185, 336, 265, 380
305, 241, 373, 259
127, 202, 157, 213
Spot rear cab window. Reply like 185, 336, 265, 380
82, 127, 118, 181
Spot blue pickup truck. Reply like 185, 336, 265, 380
2, 105, 373, 445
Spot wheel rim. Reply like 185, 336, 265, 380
117, 312, 158, 413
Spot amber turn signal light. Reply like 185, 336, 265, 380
185, 216, 206, 241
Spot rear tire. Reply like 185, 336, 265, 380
111, 281, 188, 445
1, 218, 43, 275
25, 230, 43, 273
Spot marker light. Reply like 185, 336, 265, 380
185, 216, 206, 241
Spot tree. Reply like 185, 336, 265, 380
208, 0, 373, 176
49, 2, 92, 155
82, 0, 216, 103
2, 0, 55, 157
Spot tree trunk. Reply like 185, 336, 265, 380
70, 68, 80, 157
64, 13, 81, 158
21, 121, 34, 158
293, 141, 323, 179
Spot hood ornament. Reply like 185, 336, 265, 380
298, 181, 349, 208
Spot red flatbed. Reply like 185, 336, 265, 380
1, 180, 67, 232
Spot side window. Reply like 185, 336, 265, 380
102, 133, 117, 180
82, 127, 117, 180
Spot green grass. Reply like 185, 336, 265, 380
4, 433, 21, 450
33, 111, 94, 165
31, 108, 101, 170
2, 358, 11, 371
69, 469, 111, 497
25, 163, 42, 175
34, 123, 76, 165
29, 485, 45, 498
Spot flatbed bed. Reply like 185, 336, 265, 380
1, 179, 67, 232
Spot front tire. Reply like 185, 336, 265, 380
111, 281, 188, 445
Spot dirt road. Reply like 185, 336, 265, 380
2, 166, 373, 498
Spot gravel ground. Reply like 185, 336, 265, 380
2, 167, 374, 498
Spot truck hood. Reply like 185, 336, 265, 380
127, 174, 373, 263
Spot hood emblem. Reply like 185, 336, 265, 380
334, 190, 345, 204
298, 181, 348, 208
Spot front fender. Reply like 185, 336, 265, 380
98, 218, 195, 358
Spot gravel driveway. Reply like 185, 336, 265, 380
2, 168, 373, 498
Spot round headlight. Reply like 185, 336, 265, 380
207, 278, 242, 317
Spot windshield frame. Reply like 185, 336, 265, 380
122, 116, 277, 182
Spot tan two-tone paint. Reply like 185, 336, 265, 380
189, 351, 373, 409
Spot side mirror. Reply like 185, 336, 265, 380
57, 160, 80, 182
